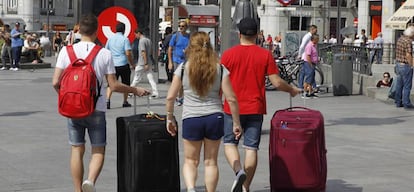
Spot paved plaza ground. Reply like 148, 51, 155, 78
0, 57, 413, 191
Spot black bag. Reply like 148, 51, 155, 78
116, 98, 180, 192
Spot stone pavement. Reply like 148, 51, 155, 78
0, 56, 413, 192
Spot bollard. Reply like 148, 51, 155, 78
383, 43, 390, 64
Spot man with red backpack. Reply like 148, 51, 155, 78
52, 14, 150, 192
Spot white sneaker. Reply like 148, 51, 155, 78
231, 170, 246, 192
82, 180, 96, 192
0, 67, 6, 70
9, 67, 15, 71
13, 68, 19, 71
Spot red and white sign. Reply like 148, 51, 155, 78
277, 0, 294, 7
189, 15, 218, 26
97, 6, 138, 45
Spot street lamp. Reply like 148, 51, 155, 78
46, 0, 52, 37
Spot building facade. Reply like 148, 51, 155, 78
0, 0, 80, 31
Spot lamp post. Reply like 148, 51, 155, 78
46, 0, 52, 37
173, 0, 180, 32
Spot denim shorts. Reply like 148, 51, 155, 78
303, 61, 315, 84
182, 112, 224, 141
223, 114, 263, 150
67, 111, 107, 146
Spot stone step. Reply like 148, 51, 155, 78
2, 62, 51, 69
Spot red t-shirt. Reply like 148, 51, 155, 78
221, 44, 278, 115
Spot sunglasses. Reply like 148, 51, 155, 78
383, 76, 389, 78
179, 25, 186, 28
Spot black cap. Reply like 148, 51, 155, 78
237, 17, 258, 36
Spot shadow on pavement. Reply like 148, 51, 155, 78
0, 111, 43, 117
326, 116, 409, 126
327, 179, 363, 192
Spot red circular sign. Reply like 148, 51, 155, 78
277, 0, 294, 7
97, 6, 138, 45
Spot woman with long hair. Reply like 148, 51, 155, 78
166, 31, 241, 192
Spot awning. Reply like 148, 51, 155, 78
385, 0, 414, 30
0, 17, 26, 28
178, 5, 219, 27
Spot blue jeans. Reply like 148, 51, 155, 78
11, 46, 22, 68
223, 114, 263, 150
394, 62, 413, 107
67, 111, 107, 146
298, 61, 316, 89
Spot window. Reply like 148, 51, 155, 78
40, 0, 54, 15
291, 0, 312, 6
290, 16, 311, 31
168, 0, 179, 6
68, 0, 73, 10
41, 0, 53, 9
331, 0, 347, 7
186, 0, 199, 5
232, 0, 236, 6
206, 0, 218, 5
7, 0, 17, 14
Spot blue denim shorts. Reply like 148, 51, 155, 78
182, 112, 224, 141
67, 111, 107, 147
223, 114, 263, 150
303, 61, 315, 84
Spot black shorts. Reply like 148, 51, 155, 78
115, 64, 131, 85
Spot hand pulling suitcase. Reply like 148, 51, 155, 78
269, 99, 327, 192
116, 96, 180, 192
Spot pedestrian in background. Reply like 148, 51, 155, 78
221, 17, 301, 192
166, 31, 241, 192
394, 26, 414, 109
105, 22, 135, 109
53, 31, 63, 56
10, 22, 23, 71
373, 32, 384, 64
0, 25, 12, 70
162, 26, 173, 82
168, 20, 190, 106
301, 34, 320, 98
298, 25, 318, 89
130, 29, 159, 98
52, 14, 150, 192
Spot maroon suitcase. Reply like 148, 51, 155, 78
269, 107, 327, 192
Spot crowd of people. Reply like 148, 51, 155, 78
42, 10, 414, 192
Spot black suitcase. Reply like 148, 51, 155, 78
116, 97, 180, 192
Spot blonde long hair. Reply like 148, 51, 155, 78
185, 32, 219, 97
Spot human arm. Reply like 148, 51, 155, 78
165, 74, 181, 136
376, 80, 381, 88
52, 67, 64, 93
221, 75, 242, 140
126, 50, 135, 69
168, 46, 173, 70
269, 74, 301, 97
106, 73, 150, 95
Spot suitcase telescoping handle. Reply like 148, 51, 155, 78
133, 95, 151, 115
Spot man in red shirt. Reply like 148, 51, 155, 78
221, 17, 300, 192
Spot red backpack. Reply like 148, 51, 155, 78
58, 45, 102, 118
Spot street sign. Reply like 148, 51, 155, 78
97, 6, 138, 45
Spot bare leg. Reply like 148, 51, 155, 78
86, 146, 105, 184
243, 149, 258, 191
203, 138, 221, 192
182, 139, 202, 190
71, 145, 85, 192
224, 145, 243, 173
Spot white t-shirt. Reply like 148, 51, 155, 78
56, 41, 116, 112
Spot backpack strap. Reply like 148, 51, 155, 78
85, 45, 102, 63
66, 45, 77, 64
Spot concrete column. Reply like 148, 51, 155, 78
383, 43, 390, 64
220, 0, 232, 54
19, 0, 34, 30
